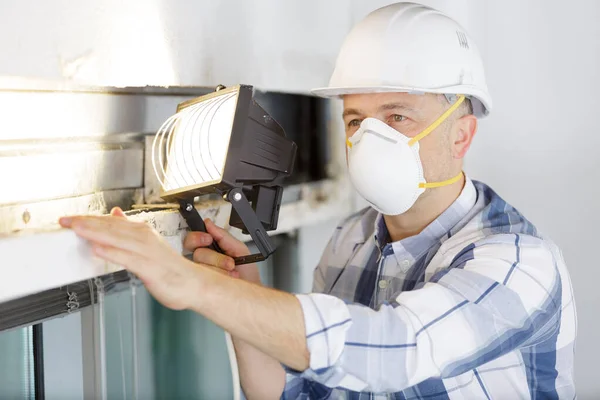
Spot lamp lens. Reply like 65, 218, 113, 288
157, 90, 237, 193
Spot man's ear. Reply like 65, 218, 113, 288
452, 115, 478, 159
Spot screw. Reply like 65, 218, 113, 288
185, 204, 193, 212
22, 210, 31, 224
233, 193, 242, 201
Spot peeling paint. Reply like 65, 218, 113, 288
59, 50, 96, 80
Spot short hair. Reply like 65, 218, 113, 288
461, 97, 473, 116
438, 94, 473, 117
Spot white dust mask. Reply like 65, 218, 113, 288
346, 95, 466, 215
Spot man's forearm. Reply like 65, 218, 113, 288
232, 337, 286, 400
189, 266, 310, 371
229, 267, 287, 400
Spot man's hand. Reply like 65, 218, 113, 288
183, 219, 262, 284
59, 207, 310, 379
59, 207, 203, 310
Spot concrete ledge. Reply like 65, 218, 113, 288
0, 179, 352, 304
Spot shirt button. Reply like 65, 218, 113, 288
378, 280, 388, 289
401, 260, 410, 270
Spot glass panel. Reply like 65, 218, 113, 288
42, 312, 85, 399
0, 326, 34, 399
103, 285, 156, 400
104, 289, 135, 399
36, 278, 156, 400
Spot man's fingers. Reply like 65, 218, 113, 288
193, 248, 235, 271
64, 216, 157, 256
204, 219, 229, 241
110, 207, 127, 218
205, 219, 250, 257
181, 219, 250, 258
91, 243, 147, 278
183, 231, 214, 252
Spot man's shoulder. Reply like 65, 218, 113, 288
468, 179, 539, 237
443, 179, 564, 266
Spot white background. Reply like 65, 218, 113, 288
1, 0, 598, 397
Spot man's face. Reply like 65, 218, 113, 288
342, 92, 475, 185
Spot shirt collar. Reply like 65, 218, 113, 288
373, 176, 477, 263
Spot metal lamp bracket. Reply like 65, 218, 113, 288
224, 187, 275, 265
178, 188, 275, 266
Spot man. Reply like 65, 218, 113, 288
59, 2, 576, 399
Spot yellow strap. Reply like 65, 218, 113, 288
408, 95, 465, 147
419, 171, 464, 189
346, 138, 353, 148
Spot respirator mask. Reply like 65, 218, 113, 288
346, 95, 466, 215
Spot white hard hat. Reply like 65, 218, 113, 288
312, 2, 492, 118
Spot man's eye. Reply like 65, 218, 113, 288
348, 119, 362, 128
391, 114, 407, 123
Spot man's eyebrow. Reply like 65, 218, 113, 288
342, 103, 421, 119
377, 103, 419, 114
342, 108, 362, 118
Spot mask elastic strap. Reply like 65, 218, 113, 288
419, 171, 464, 189
408, 95, 466, 147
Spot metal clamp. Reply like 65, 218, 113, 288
66, 290, 80, 314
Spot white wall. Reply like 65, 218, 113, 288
463, 2, 600, 397
1, 0, 598, 396
0, 0, 345, 91
0, 0, 470, 92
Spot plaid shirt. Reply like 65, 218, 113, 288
282, 177, 577, 399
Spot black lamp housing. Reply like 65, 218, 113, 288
159, 84, 298, 265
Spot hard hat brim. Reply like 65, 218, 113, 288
311, 85, 492, 118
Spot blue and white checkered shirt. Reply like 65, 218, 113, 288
282, 177, 577, 399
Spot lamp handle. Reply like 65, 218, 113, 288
178, 200, 225, 254
178, 199, 266, 266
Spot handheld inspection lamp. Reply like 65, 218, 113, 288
152, 84, 297, 265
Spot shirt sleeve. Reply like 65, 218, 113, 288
286, 233, 563, 393
280, 234, 337, 399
